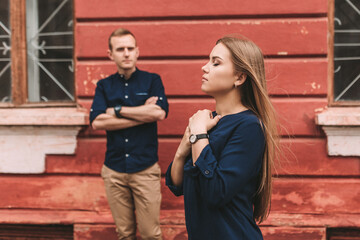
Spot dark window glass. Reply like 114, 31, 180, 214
334, 0, 360, 101
0, 0, 11, 103
26, 0, 74, 102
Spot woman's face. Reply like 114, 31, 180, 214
201, 43, 238, 96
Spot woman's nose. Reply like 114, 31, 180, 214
202, 63, 209, 73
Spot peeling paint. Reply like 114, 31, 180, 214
314, 107, 325, 113
311, 190, 345, 209
285, 192, 304, 205
300, 26, 309, 35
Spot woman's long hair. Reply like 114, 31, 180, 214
217, 35, 280, 223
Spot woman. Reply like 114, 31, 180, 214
166, 35, 279, 239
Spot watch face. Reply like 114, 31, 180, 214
189, 134, 197, 144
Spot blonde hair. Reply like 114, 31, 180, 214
216, 35, 280, 223
108, 28, 136, 50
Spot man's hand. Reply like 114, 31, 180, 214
106, 107, 115, 116
145, 96, 158, 105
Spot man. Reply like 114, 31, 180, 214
90, 28, 168, 240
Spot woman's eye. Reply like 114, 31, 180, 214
213, 62, 219, 66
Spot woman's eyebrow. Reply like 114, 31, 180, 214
211, 56, 223, 60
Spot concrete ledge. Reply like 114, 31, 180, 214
316, 107, 360, 156
0, 108, 89, 173
316, 107, 360, 126
0, 107, 89, 126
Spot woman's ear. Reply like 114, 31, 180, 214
234, 73, 247, 88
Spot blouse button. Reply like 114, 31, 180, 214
204, 170, 210, 175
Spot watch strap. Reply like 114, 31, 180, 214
195, 133, 209, 140
189, 133, 209, 144
114, 105, 122, 118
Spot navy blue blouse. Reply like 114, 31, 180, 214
166, 110, 265, 240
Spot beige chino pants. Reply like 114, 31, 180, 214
101, 163, 162, 240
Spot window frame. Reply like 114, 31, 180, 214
328, 0, 360, 106
1, 0, 76, 108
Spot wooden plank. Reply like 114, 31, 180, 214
74, 224, 189, 240
0, 177, 358, 214
78, 98, 328, 136
74, 224, 326, 240
75, 19, 327, 58
0, 176, 109, 211
0, 210, 115, 225
10, 0, 27, 105
75, 0, 327, 19
265, 212, 360, 228
75, 58, 328, 97
271, 178, 360, 214
46, 138, 360, 176
1, 209, 360, 228
0, 176, 182, 211
261, 227, 326, 240
74, 224, 117, 240
276, 138, 360, 176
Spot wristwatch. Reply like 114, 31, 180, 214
189, 133, 209, 144
114, 105, 122, 118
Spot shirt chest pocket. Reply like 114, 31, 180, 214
133, 92, 149, 105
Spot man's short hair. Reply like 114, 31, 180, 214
108, 28, 137, 50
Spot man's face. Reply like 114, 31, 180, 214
108, 35, 139, 71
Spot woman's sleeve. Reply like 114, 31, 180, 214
185, 121, 265, 208
165, 162, 184, 196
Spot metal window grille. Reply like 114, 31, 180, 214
334, 0, 360, 101
26, 0, 74, 102
0, 0, 11, 103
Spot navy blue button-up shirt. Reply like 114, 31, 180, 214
166, 110, 265, 239
90, 69, 169, 173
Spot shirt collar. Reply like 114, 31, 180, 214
117, 67, 139, 81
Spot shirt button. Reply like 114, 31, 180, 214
125, 95, 128, 99
125, 154, 129, 157
204, 170, 210, 175
125, 83, 128, 86
125, 139, 129, 142
159, 97, 163, 100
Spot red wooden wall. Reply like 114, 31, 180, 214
1, 0, 359, 239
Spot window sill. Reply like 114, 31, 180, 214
316, 107, 360, 156
0, 108, 89, 174
0, 107, 88, 126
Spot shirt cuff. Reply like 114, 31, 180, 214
156, 99, 169, 118
89, 110, 105, 125
194, 144, 217, 179
165, 162, 184, 196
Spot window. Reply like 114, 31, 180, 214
327, 227, 360, 240
0, 0, 74, 106
332, 0, 360, 105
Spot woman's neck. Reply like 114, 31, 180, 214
214, 90, 247, 116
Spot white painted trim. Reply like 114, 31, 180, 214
0, 108, 88, 126
0, 126, 80, 173
322, 127, 360, 156
0, 108, 88, 173
316, 107, 360, 156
